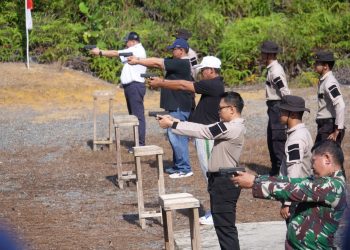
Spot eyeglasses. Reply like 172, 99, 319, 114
218, 105, 232, 112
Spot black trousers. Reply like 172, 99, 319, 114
267, 100, 287, 176
315, 118, 345, 145
123, 81, 146, 146
208, 174, 241, 250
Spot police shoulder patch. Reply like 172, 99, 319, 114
328, 85, 341, 98
190, 57, 198, 66
287, 143, 300, 161
273, 76, 284, 89
209, 122, 227, 137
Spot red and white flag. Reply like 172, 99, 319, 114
26, 0, 33, 30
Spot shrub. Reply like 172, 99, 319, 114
290, 71, 319, 88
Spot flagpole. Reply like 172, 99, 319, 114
25, 0, 30, 69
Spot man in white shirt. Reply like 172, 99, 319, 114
91, 32, 147, 149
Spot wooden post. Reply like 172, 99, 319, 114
115, 126, 123, 189
165, 210, 175, 250
189, 208, 201, 250
93, 97, 97, 151
108, 97, 113, 151
135, 155, 146, 229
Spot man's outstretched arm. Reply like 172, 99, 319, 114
148, 77, 195, 92
128, 56, 164, 70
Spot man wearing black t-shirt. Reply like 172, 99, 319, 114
148, 55, 224, 222
149, 56, 224, 178
128, 38, 193, 178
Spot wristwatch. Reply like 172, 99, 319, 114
253, 175, 261, 185
99, 50, 103, 57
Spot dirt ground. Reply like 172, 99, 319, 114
0, 63, 349, 249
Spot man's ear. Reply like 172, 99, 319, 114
323, 153, 332, 166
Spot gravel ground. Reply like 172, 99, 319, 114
0, 63, 349, 249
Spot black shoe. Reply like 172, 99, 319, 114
128, 147, 134, 154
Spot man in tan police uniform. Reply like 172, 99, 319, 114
314, 51, 345, 145
278, 95, 313, 223
158, 91, 245, 250
260, 40, 291, 176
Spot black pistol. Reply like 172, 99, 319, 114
141, 73, 158, 79
219, 167, 246, 176
119, 52, 133, 57
148, 111, 169, 119
84, 45, 97, 50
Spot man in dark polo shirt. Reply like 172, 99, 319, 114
149, 55, 224, 223
148, 56, 224, 179
128, 38, 194, 178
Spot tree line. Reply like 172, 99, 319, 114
1, 0, 349, 86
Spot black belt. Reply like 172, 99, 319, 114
122, 81, 143, 87
316, 118, 335, 125
266, 100, 281, 106
206, 171, 230, 178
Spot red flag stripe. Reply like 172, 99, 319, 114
27, 0, 33, 10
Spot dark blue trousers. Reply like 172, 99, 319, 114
315, 118, 345, 145
123, 81, 146, 146
266, 100, 287, 176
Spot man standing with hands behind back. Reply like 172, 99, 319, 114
277, 95, 313, 223
90, 31, 147, 150
260, 40, 291, 176
313, 51, 346, 145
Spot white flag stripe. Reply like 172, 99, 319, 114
26, 9, 32, 30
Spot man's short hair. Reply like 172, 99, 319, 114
221, 92, 244, 113
213, 68, 220, 74
312, 140, 344, 169
321, 61, 335, 70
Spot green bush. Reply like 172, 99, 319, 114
290, 71, 319, 88
0, 0, 350, 85
0, 1, 23, 61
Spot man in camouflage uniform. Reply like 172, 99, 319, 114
158, 92, 246, 250
314, 51, 346, 145
232, 140, 347, 250
260, 40, 291, 176
278, 95, 313, 222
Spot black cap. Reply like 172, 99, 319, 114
123, 31, 140, 42
314, 51, 335, 62
174, 28, 192, 40
260, 40, 280, 54
279, 95, 310, 113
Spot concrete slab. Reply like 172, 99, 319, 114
174, 221, 287, 250
174, 220, 346, 249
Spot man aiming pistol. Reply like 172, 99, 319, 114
89, 31, 147, 151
